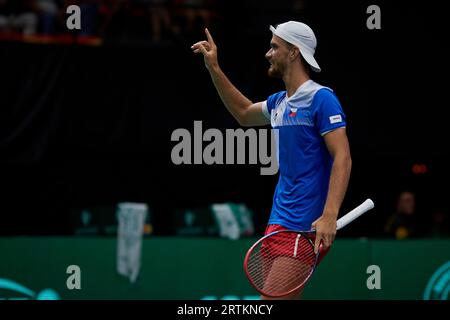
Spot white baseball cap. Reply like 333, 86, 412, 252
270, 21, 321, 72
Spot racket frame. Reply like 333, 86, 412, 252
243, 199, 375, 297
243, 229, 320, 298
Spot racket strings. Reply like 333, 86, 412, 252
246, 232, 316, 297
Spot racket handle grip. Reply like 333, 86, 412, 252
336, 199, 375, 230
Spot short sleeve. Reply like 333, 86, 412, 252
262, 91, 286, 120
312, 88, 347, 136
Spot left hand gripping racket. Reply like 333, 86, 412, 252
243, 199, 375, 298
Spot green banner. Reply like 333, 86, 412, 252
0, 238, 449, 300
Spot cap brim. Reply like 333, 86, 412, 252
300, 50, 321, 72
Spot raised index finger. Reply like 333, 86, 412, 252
205, 28, 215, 46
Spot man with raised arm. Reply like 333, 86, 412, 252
191, 21, 352, 299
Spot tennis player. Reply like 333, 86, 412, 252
192, 21, 352, 299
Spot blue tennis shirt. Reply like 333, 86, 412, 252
261, 80, 347, 230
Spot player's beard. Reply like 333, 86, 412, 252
267, 61, 285, 78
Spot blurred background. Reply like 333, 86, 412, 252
0, 0, 449, 300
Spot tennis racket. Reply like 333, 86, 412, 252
243, 199, 375, 298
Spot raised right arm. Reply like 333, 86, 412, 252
191, 28, 269, 127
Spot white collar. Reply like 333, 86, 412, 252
286, 79, 314, 102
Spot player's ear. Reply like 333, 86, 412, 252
290, 47, 299, 61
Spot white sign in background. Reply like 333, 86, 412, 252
116, 203, 148, 283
